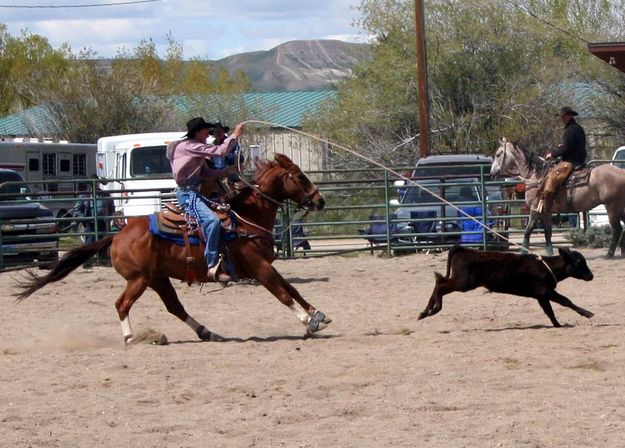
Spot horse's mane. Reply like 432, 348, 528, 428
227, 155, 294, 206
513, 140, 545, 172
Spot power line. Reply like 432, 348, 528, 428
502, 0, 591, 45
0, 0, 162, 8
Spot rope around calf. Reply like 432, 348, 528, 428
239, 120, 536, 249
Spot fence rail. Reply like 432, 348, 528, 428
0, 167, 599, 271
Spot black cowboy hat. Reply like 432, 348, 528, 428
208, 122, 230, 135
184, 117, 214, 138
557, 106, 578, 117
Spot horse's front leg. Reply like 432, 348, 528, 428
522, 210, 540, 254
541, 213, 554, 256
251, 258, 331, 335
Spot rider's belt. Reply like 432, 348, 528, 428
177, 184, 200, 192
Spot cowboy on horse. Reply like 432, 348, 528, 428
536, 106, 587, 213
166, 117, 245, 283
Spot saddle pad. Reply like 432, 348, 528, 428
566, 166, 592, 189
148, 213, 201, 246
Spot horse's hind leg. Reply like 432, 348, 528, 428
606, 208, 624, 258
252, 259, 331, 335
115, 277, 148, 344
150, 277, 223, 342
620, 212, 625, 257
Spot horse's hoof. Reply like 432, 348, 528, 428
208, 332, 225, 342
197, 327, 224, 342
124, 336, 135, 345
307, 311, 329, 334
315, 311, 332, 324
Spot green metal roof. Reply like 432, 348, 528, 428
0, 90, 337, 137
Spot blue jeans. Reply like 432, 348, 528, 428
176, 189, 221, 268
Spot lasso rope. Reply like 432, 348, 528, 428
240, 120, 521, 244
237, 120, 558, 280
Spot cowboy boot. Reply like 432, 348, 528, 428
207, 257, 232, 284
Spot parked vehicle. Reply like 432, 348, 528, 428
586, 146, 625, 227
390, 154, 509, 249
96, 132, 181, 216
0, 140, 97, 226
0, 169, 59, 268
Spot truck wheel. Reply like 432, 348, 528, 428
56, 209, 75, 233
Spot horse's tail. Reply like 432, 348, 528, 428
14, 235, 115, 301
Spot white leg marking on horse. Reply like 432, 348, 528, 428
121, 317, 133, 344
288, 304, 309, 326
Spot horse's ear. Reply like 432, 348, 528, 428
255, 159, 270, 171
274, 153, 294, 168
500, 137, 507, 144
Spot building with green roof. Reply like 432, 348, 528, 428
0, 90, 337, 171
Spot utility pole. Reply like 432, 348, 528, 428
414, 0, 430, 157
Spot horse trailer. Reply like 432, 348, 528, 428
0, 140, 97, 220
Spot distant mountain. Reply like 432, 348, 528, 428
214, 40, 370, 92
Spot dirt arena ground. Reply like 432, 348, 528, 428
1, 248, 625, 447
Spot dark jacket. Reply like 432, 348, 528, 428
551, 118, 586, 167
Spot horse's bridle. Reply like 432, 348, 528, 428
229, 163, 321, 240
280, 167, 320, 210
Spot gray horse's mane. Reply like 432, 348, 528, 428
512, 140, 545, 173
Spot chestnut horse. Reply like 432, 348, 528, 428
491, 138, 625, 257
16, 154, 331, 343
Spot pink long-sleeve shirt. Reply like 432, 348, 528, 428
167, 136, 238, 186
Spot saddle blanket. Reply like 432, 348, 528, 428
147, 213, 239, 246
148, 213, 201, 246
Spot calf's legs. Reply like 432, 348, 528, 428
418, 273, 476, 320
418, 274, 594, 327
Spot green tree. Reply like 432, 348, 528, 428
305, 0, 625, 167
34, 49, 169, 143
0, 28, 70, 115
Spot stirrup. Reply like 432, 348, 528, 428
531, 200, 544, 213
207, 260, 231, 284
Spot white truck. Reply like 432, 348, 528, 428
0, 140, 97, 222
586, 146, 625, 226
96, 132, 182, 217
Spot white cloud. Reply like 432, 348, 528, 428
2, 0, 363, 59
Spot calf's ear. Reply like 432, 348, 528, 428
558, 247, 572, 260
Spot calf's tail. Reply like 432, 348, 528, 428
14, 235, 115, 301
444, 245, 462, 278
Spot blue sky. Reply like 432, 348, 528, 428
2, 0, 365, 60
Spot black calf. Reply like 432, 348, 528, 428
419, 246, 594, 327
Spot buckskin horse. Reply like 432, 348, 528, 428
15, 154, 331, 343
491, 138, 625, 258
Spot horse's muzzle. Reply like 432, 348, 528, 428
309, 195, 325, 211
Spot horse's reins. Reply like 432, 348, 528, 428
227, 162, 320, 241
